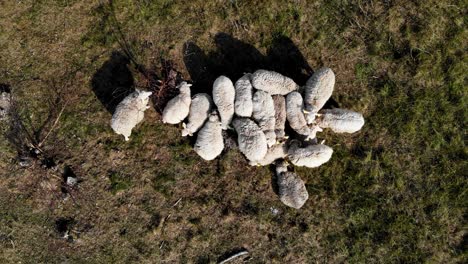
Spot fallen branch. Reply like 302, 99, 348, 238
38, 100, 68, 148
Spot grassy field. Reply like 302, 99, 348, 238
0, 0, 466, 263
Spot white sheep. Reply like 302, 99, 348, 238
275, 161, 309, 209
111, 89, 152, 141
251, 142, 288, 166
234, 73, 253, 117
194, 112, 224, 160
182, 93, 213, 137
287, 140, 333, 168
272, 95, 287, 140
162, 82, 192, 124
303, 67, 335, 123
232, 117, 268, 163
251, 70, 299, 95
285, 91, 313, 140
213, 76, 235, 129
315, 108, 365, 133
252, 90, 276, 147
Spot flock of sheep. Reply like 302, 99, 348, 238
111, 68, 364, 209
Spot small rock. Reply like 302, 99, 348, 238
66, 176, 78, 187
0, 91, 11, 120
18, 156, 32, 167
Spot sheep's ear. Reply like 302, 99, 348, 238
182, 122, 186, 129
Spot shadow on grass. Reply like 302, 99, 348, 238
183, 33, 314, 95
91, 51, 135, 114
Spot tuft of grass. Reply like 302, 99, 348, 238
109, 171, 131, 194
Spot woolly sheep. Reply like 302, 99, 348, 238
252, 90, 276, 147
234, 73, 253, 117
316, 108, 365, 133
182, 93, 213, 137
275, 161, 309, 209
162, 82, 192, 124
213, 76, 235, 129
232, 117, 268, 163
251, 70, 299, 95
287, 140, 333, 168
194, 112, 224, 160
303, 67, 335, 123
251, 142, 288, 166
286, 91, 313, 140
111, 89, 152, 141
272, 95, 287, 140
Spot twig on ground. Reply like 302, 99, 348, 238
172, 198, 182, 207
218, 250, 249, 264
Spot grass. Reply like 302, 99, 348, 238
0, 0, 466, 263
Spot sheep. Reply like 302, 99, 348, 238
213, 76, 235, 129
287, 140, 333, 168
194, 112, 224, 160
275, 161, 309, 209
272, 95, 287, 140
234, 73, 253, 117
232, 117, 268, 163
182, 93, 213, 137
252, 90, 276, 147
285, 91, 313, 140
315, 108, 365, 133
111, 89, 152, 141
162, 82, 192, 124
303, 67, 335, 123
251, 70, 299, 95
251, 142, 288, 166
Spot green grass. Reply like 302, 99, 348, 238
0, 0, 466, 263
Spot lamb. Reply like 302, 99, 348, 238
285, 91, 313, 140
275, 161, 309, 209
252, 90, 276, 147
251, 142, 288, 166
287, 140, 333, 168
251, 70, 299, 95
111, 89, 152, 141
303, 67, 335, 123
272, 95, 287, 140
182, 93, 213, 137
194, 112, 224, 160
315, 108, 365, 133
232, 117, 268, 163
213, 76, 235, 129
162, 82, 192, 124
234, 73, 253, 117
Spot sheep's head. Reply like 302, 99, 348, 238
306, 125, 323, 141
177, 81, 192, 94
136, 89, 152, 99
134, 89, 152, 109
275, 160, 289, 175
181, 123, 192, 137
208, 111, 221, 124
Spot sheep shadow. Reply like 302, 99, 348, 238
91, 51, 135, 114
183, 33, 314, 95
183, 32, 341, 107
